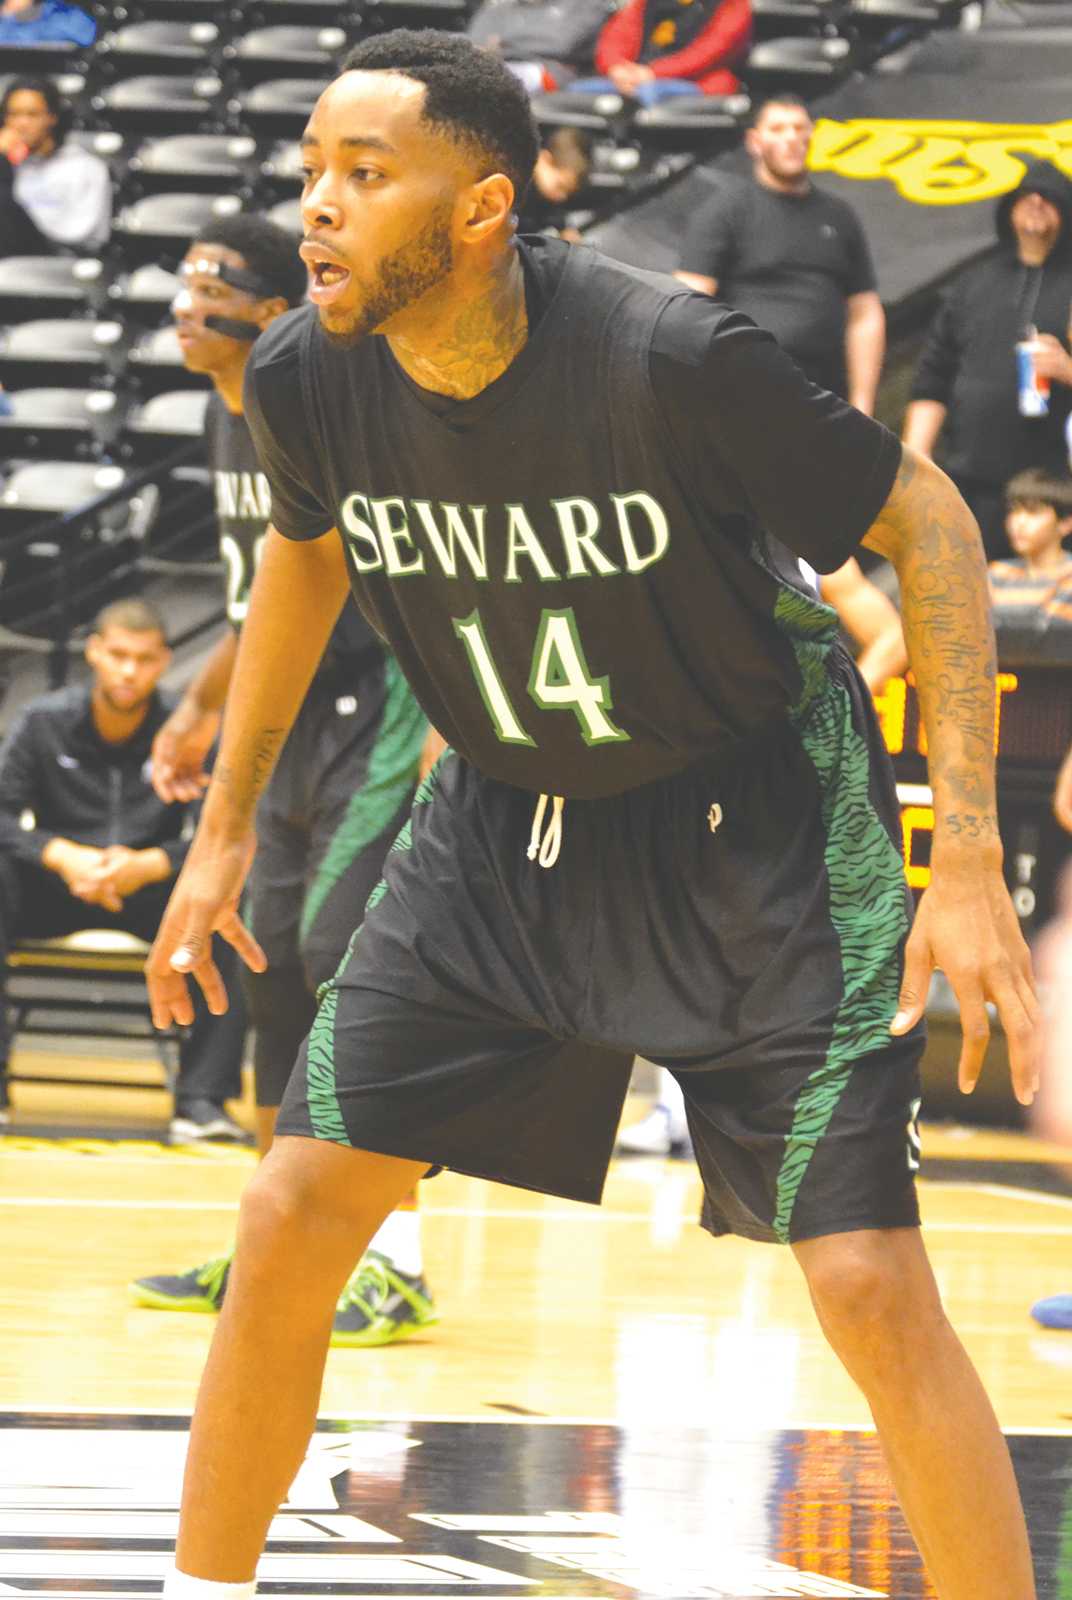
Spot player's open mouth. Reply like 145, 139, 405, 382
305, 256, 352, 307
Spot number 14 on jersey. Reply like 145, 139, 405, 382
453, 608, 629, 747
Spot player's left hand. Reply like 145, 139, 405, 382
889, 860, 1039, 1106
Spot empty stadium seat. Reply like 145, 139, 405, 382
233, 76, 326, 135
845, 0, 942, 43
122, 388, 210, 461
227, 25, 349, 82
120, 0, 222, 17
266, 196, 302, 234
365, 0, 471, 26
633, 93, 751, 154
751, 0, 847, 36
92, 72, 224, 133
0, 37, 87, 78
0, 257, 105, 321
127, 325, 208, 394
108, 264, 181, 326
740, 35, 853, 93
112, 191, 244, 265
0, 460, 127, 534
259, 137, 305, 196
0, 319, 123, 389
95, 20, 220, 76
250, 0, 360, 19
0, 389, 117, 459
126, 133, 257, 193
531, 88, 627, 135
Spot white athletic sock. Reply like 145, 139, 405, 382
162, 1566, 255, 1600
369, 1208, 423, 1277
657, 1068, 689, 1140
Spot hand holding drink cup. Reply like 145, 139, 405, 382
1017, 324, 1051, 416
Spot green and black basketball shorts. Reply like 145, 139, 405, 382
275, 661, 925, 1246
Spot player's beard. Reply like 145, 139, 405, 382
319, 205, 456, 348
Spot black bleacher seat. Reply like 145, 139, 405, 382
259, 137, 305, 197
112, 191, 244, 265
107, 263, 181, 324
117, 0, 223, 18
632, 93, 751, 155
751, 0, 847, 36
740, 35, 853, 93
843, 0, 944, 55
127, 325, 208, 394
233, 76, 326, 136
94, 20, 221, 76
266, 196, 302, 235
126, 133, 257, 195
0, 388, 117, 459
0, 257, 105, 322
92, 72, 224, 133
0, 318, 123, 389
0, 38, 87, 77
0, 461, 128, 550
122, 388, 210, 460
365, 0, 472, 27
250, 0, 360, 20
531, 88, 627, 136
227, 25, 350, 82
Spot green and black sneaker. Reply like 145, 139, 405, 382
331, 1251, 438, 1348
129, 1250, 232, 1313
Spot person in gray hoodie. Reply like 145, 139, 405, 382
903, 158, 1072, 559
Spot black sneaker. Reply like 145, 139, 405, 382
169, 1100, 247, 1146
129, 1250, 232, 1312
331, 1252, 438, 1348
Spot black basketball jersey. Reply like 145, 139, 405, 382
204, 393, 380, 673
244, 238, 900, 800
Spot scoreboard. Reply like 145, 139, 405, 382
876, 660, 1072, 926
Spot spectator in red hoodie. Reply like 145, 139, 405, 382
572, 0, 751, 105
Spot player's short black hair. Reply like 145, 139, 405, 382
94, 596, 167, 641
1005, 466, 1072, 516
1, 75, 72, 148
750, 92, 811, 128
339, 29, 539, 204
191, 215, 307, 308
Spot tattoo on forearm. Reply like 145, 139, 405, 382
868, 451, 998, 830
212, 727, 287, 815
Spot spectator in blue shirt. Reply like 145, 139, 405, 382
0, 1, 96, 46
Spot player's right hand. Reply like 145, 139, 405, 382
145, 831, 264, 1028
150, 702, 220, 804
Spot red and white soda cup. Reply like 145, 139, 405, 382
1016, 325, 1050, 418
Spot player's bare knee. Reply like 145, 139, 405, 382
800, 1238, 911, 1345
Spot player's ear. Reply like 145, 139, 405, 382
85, 633, 101, 671
744, 126, 760, 159
460, 172, 515, 246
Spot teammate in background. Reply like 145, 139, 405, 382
676, 95, 886, 415
620, 552, 906, 1158
148, 34, 1037, 1600
130, 217, 436, 1347
988, 467, 1072, 634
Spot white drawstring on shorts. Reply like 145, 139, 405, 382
527, 792, 565, 869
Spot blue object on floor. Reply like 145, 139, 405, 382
1031, 1293, 1072, 1329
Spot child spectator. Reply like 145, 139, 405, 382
988, 467, 1072, 633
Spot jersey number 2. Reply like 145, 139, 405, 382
453, 607, 628, 748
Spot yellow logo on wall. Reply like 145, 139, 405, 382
808, 117, 1072, 206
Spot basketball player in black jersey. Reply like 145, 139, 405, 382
148, 33, 1038, 1600
131, 216, 436, 1346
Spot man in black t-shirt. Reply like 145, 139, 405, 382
676, 94, 885, 412
129, 217, 435, 1347
147, 34, 1037, 1600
